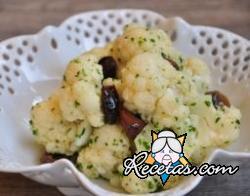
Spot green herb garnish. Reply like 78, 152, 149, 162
74, 100, 80, 108
204, 100, 211, 107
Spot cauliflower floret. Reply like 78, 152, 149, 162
58, 51, 104, 126
30, 94, 91, 155
120, 52, 178, 120
121, 173, 162, 194
153, 88, 190, 129
89, 124, 130, 159
77, 146, 119, 179
57, 86, 84, 122
63, 53, 103, 86
171, 72, 205, 100
77, 125, 130, 179
185, 94, 241, 164
112, 24, 172, 65
72, 80, 104, 127
57, 81, 104, 127
191, 95, 241, 147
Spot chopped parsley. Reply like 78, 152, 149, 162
224, 141, 230, 145
75, 71, 80, 78
179, 56, 184, 63
77, 128, 85, 138
147, 181, 154, 189
87, 164, 93, 169
89, 138, 93, 144
235, 119, 240, 125
150, 38, 155, 43
215, 117, 221, 123
188, 126, 196, 133
204, 100, 211, 107
112, 138, 119, 146
76, 163, 83, 170
32, 128, 38, 135
161, 52, 168, 60
74, 100, 80, 108
190, 102, 196, 106
96, 68, 101, 75
29, 120, 33, 126
138, 39, 144, 46
142, 141, 150, 150
152, 121, 160, 130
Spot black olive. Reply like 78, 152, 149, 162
206, 91, 231, 109
98, 56, 117, 78
101, 85, 120, 124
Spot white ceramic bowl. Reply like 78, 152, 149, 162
0, 9, 249, 196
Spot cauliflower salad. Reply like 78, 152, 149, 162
30, 24, 241, 194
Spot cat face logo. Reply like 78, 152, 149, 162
144, 130, 191, 185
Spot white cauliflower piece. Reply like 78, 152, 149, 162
120, 52, 178, 119
77, 146, 119, 179
30, 94, 91, 155
112, 24, 172, 65
57, 86, 84, 122
152, 88, 190, 129
58, 52, 104, 127
77, 125, 130, 179
57, 81, 104, 127
63, 53, 103, 86
191, 95, 241, 147
184, 94, 241, 164
72, 80, 104, 127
